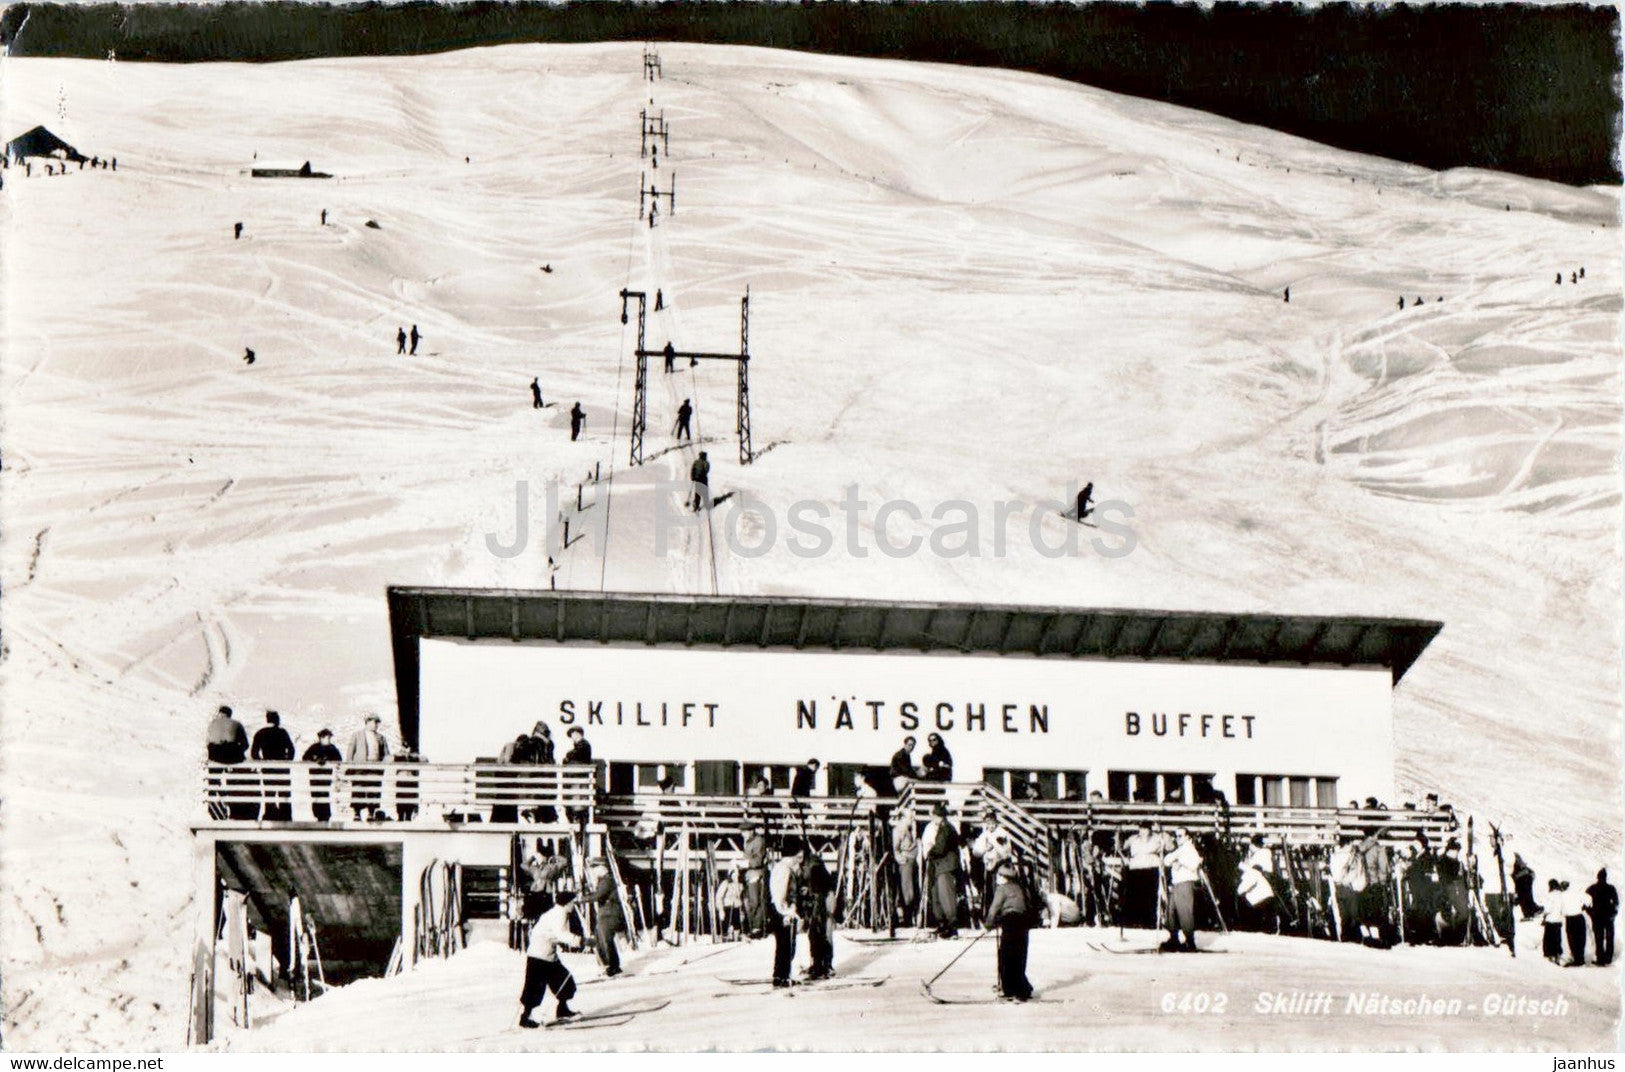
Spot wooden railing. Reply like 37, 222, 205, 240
1015, 799, 1461, 847
595, 793, 884, 839
202, 762, 597, 824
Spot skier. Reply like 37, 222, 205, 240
111, 157, 117, 171
1162, 828, 1204, 952
1512, 853, 1541, 920
243, 348, 256, 366
742, 819, 769, 937
1076, 482, 1094, 521
320, 208, 327, 225
1398, 296, 1405, 310
674, 398, 692, 440
1556, 272, 1563, 285
768, 840, 806, 987
689, 451, 710, 511
396, 327, 407, 355
891, 808, 920, 924
1542, 880, 1566, 962
1236, 835, 1280, 933
1571, 271, 1578, 284
663, 341, 676, 373
655, 288, 664, 311
409, 324, 421, 355
1354, 829, 1393, 947
801, 848, 836, 980
1586, 869, 1617, 967
581, 858, 626, 977
1563, 880, 1592, 966
923, 802, 963, 938
985, 861, 1035, 1001
518, 889, 583, 1026
530, 377, 544, 409
1283, 286, 1289, 303
570, 402, 586, 442
234, 222, 243, 240
1124, 824, 1170, 929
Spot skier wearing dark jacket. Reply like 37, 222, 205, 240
582, 859, 626, 976
985, 863, 1034, 1000
925, 803, 963, 937
250, 711, 297, 820
1587, 870, 1617, 966
689, 451, 711, 511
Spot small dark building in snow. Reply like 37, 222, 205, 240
5, 125, 86, 164
250, 160, 332, 179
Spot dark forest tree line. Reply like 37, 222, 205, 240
1, 1, 1617, 185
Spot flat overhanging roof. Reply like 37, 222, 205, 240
386, 588, 1441, 748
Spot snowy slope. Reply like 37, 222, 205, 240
0, 42, 1619, 1048
228, 929, 1619, 1051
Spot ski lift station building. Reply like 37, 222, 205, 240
190, 587, 1445, 1039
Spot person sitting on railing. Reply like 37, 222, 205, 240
853, 770, 879, 800
301, 729, 342, 821
562, 727, 592, 764
921, 734, 953, 782
791, 759, 820, 799
251, 711, 296, 821
747, 773, 773, 798
531, 721, 556, 764
889, 736, 919, 790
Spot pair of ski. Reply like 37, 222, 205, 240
1084, 940, 1228, 956
918, 981, 1064, 1005
717, 974, 888, 993
531, 998, 672, 1031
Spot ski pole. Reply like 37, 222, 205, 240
923, 925, 991, 988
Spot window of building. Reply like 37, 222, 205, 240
982, 768, 1087, 801
1236, 773, 1339, 808
693, 760, 740, 796
1106, 771, 1214, 803
744, 763, 796, 793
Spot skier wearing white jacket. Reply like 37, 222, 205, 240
1163, 829, 1204, 952
768, 841, 807, 988
518, 891, 582, 1027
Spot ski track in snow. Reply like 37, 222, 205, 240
0, 42, 1619, 1048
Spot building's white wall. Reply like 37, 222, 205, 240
418, 639, 1397, 801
